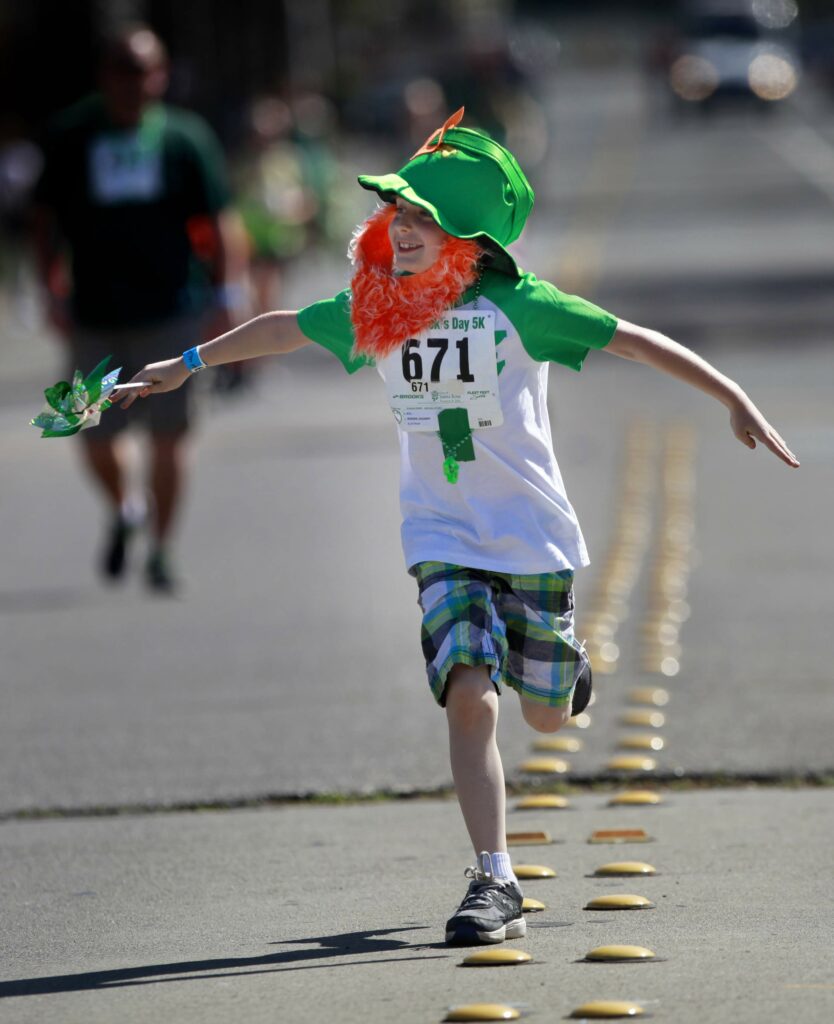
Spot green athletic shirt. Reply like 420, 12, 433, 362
35, 95, 231, 328
297, 268, 618, 574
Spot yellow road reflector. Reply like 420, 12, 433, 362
507, 830, 552, 846
605, 597, 628, 621
585, 944, 656, 962
570, 1000, 645, 1018
515, 863, 557, 879
628, 687, 670, 706
445, 1004, 521, 1021
666, 598, 691, 622
642, 618, 680, 643
522, 897, 546, 912
517, 757, 570, 774
515, 794, 570, 810
642, 641, 681, 660
584, 894, 656, 910
620, 710, 665, 728
588, 828, 652, 844
565, 712, 592, 729
594, 861, 657, 877
462, 948, 532, 966
617, 734, 665, 751
608, 790, 663, 807
659, 656, 681, 677
639, 653, 680, 677
533, 736, 583, 753
606, 756, 657, 772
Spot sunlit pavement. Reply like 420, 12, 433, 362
2, 790, 833, 1023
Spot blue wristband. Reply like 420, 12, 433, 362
182, 346, 207, 373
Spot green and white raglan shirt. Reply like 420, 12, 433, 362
297, 268, 618, 574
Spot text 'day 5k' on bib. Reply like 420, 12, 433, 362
378, 310, 502, 432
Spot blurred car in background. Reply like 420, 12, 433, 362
662, 0, 801, 110
799, 15, 834, 97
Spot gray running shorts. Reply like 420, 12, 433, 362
69, 315, 203, 437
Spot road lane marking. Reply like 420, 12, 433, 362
640, 421, 697, 679
580, 420, 658, 678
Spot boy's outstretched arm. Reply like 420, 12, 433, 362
604, 320, 799, 468
118, 311, 310, 408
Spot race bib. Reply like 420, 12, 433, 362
378, 310, 503, 432
89, 133, 163, 204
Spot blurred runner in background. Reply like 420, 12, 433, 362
235, 96, 317, 318
0, 116, 43, 330
31, 23, 248, 593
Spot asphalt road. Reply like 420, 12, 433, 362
3, 790, 833, 1024
2, 43, 833, 814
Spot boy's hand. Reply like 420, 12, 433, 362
729, 398, 799, 467
117, 358, 190, 409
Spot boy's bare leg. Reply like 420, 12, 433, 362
445, 663, 507, 855
444, 663, 527, 946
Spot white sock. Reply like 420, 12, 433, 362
489, 851, 517, 883
120, 496, 146, 527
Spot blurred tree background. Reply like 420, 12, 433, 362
2, 0, 834, 310
2, 0, 542, 143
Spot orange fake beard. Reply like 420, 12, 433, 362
349, 205, 483, 360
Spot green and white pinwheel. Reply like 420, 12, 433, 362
30, 356, 122, 438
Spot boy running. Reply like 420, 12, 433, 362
119, 109, 798, 945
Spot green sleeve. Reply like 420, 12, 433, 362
497, 272, 618, 371
296, 290, 371, 374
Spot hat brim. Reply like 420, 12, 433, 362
358, 173, 521, 278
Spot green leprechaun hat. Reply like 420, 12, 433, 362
357, 108, 534, 277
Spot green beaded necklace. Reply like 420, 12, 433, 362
438, 267, 484, 484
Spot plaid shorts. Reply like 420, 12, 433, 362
411, 561, 589, 708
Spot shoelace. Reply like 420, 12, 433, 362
457, 852, 516, 912
464, 851, 495, 884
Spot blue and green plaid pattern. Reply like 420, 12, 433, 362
411, 561, 587, 707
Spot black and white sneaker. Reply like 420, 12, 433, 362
445, 852, 526, 946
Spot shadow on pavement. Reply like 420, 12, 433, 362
0, 926, 447, 997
